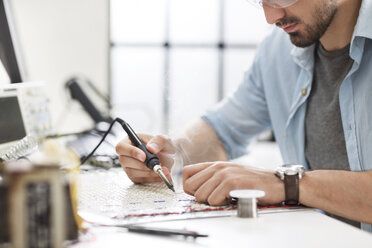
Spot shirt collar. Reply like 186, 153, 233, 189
353, 0, 372, 41
290, 44, 315, 72
350, 0, 372, 63
291, 0, 372, 67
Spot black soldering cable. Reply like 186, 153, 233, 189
80, 119, 118, 165
81, 118, 175, 192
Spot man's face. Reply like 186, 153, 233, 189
263, 0, 338, 47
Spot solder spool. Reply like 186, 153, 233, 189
229, 189, 265, 218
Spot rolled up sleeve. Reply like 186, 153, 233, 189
202, 45, 271, 160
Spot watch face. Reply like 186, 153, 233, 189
279, 164, 305, 177
285, 170, 298, 176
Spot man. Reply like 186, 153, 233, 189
116, 0, 372, 232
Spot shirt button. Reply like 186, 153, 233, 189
282, 133, 286, 139
301, 88, 307, 96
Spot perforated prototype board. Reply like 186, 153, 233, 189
78, 168, 305, 225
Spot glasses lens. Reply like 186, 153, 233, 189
264, 0, 298, 8
246, 0, 298, 8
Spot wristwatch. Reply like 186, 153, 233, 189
275, 164, 305, 205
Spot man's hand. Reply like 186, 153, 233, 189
116, 134, 176, 183
183, 162, 285, 206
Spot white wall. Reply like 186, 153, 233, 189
10, 0, 110, 133
0, 61, 9, 83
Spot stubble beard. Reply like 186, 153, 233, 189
277, 1, 338, 48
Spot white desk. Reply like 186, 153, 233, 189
73, 210, 372, 248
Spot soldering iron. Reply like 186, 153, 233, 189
81, 118, 175, 192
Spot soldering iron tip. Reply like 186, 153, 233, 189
164, 179, 175, 192
169, 185, 175, 192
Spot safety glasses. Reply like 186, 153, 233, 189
246, 0, 299, 8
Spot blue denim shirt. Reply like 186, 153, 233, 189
203, 0, 372, 232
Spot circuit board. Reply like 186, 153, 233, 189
78, 168, 304, 225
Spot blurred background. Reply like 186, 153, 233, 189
0, 0, 271, 136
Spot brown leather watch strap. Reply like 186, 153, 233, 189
284, 174, 299, 205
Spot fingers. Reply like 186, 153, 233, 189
182, 163, 216, 195
116, 134, 175, 184
123, 168, 168, 183
122, 159, 171, 183
118, 155, 148, 170
146, 135, 175, 154
116, 134, 175, 160
193, 173, 223, 203
132, 177, 164, 184
182, 162, 232, 195
184, 163, 283, 206
191, 167, 239, 204
131, 173, 171, 184
183, 162, 246, 206
116, 139, 146, 162
207, 175, 240, 205
182, 163, 213, 179
123, 166, 171, 178
123, 166, 158, 178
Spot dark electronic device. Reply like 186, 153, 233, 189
0, 82, 52, 153
0, 0, 26, 83
66, 78, 112, 124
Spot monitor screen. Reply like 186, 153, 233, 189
0, 0, 25, 83
0, 96, 26, 143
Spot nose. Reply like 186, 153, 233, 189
263, 5, 286, 24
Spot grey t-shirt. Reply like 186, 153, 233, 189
305, 43, 359, 227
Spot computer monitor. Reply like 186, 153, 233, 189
0, 0, 26, 83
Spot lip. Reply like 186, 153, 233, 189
283, 24, 298, 33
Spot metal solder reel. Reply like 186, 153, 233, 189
230, 189, 265, 218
